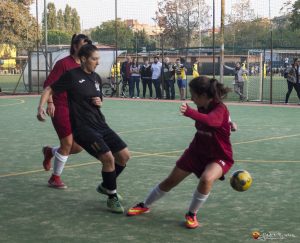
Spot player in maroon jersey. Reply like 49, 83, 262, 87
42, 34, 91, 189
127, 76, 234, 229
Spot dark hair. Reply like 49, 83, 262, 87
78, 44, 98, 60
293, 57, 299, 64
70, 34, 92, 55
189, 76, 231, 102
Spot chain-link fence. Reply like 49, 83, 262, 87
1, 0, 299, 103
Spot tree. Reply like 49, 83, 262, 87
133, 29, 155, 51
91, 20, 134, 49
155, 0, 210, 49
57, 9, 65, 32
290, 0, 300, 30
47, 2, 57, 30
0, 0, 38, 50
64, 4, 73, 33
47, 30, 72, 45
71, 8, 81, 33
227, 0, 255, 23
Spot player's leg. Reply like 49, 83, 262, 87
96, 129, 128, 201
97, 151, 123, 213
185, 162, 224, 229
113, 147, 130, 177
127, 166, 190, 216
48, 134, 74, 189
75, 128, 124, 213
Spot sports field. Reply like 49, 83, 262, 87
0, 96, 299, 243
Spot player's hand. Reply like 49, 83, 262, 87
230, 121, 238, 132
46, 103, 55, 117
37, 106, 47, 122
180, 103, 188, 114
91, 97, 102, 107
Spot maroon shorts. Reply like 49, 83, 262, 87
176, 148, 233, 178
51, 105, 72, 139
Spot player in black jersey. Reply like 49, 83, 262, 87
37, 44, 130, 213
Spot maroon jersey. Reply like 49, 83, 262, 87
184, 102, 234, 164
43, 55, 80, 106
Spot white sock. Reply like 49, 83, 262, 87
53, 151, 68, 176
51, 146, 59, 156
144, 184, 167, 207
188, 190, 210, 214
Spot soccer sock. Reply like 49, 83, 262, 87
51, 146, 59, 157
144, 184, 167, 207
188, 190, 210, 214
102, 171, 117, 195
115, 163, 126, 178
53, 152, 68, 176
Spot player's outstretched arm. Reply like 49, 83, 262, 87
37, 86, 53, 122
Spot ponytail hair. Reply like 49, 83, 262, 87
189, 76, 231, 102
70, 34, 92, 55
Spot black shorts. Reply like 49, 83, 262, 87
74, 126, 127, 159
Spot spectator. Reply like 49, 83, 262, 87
151, 56, 162, 99
284, 57, 300, 104
121, 56, 131, 89
173, 58, 187, 100
163, 57, 175, 100
140, 59, 153, 99
224, 62, 248, 101
129, 58, 141, 98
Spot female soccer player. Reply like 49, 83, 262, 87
37, 44, 130, 213
42, 34, 91, 189
127, 76, 234, 229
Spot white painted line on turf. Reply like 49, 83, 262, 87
234, 133, 300, 145
0, 98, 25, 107
117, 125, 192, 135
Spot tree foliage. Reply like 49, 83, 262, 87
41, 2, 81, 45
0, 0, 38, 50
43, 2, 80, 34
155, 0, 210, 48
91, 19, 134, 48
290, 0, 300, 30
47, 30, 72, 45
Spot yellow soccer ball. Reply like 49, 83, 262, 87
230, 170, 252, 192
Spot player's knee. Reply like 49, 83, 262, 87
99, 152, 115, 166
60, 139, 73, 154
200, 173, 215, 186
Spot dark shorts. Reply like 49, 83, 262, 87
176, 148, 233, 179
51, 105, 72, 139
74, 126, 127, 159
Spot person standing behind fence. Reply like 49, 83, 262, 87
284, 57, 300, 104
224, 62, 248, 101
42, 34, 91, 189
151, 56, 162, 99
121, 56, 131, 89
140, 59, 153, 99
163, 57, 175, 100
174, 59, 187, 100
129, 58, 141, 98
192, 60, 200, 78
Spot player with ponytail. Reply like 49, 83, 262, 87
127, 76, 234, 229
